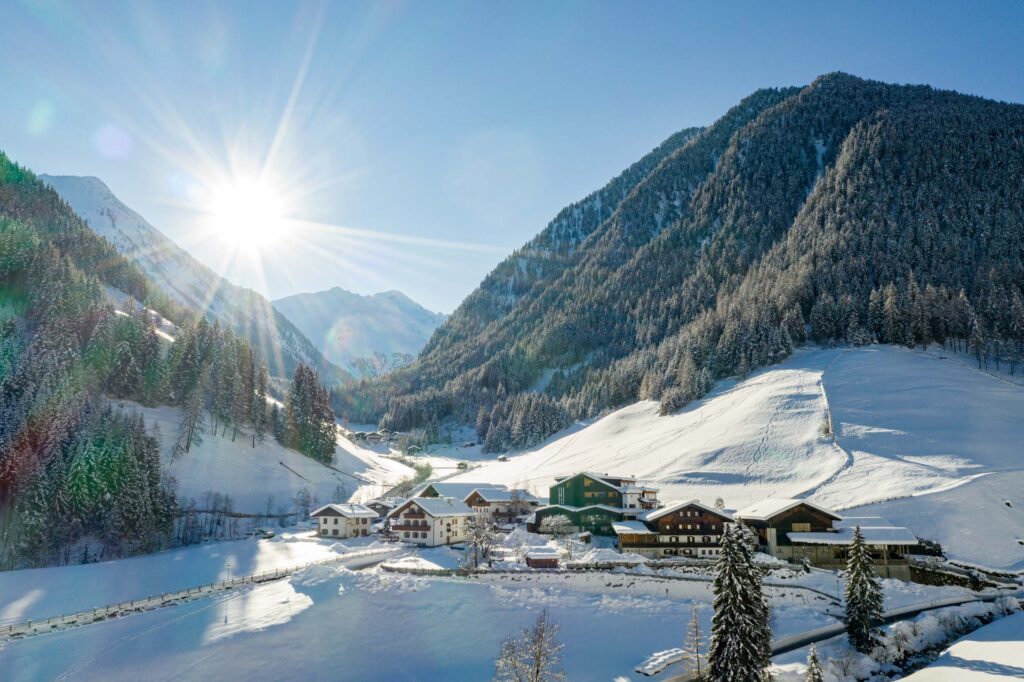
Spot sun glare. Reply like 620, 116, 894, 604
206, 177, 288, 248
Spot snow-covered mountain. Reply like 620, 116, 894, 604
40, 174, 347, 385
273, 287, 445, 378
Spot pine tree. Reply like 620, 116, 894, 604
844, 525, 884, 653
707, 523, 772, 682
805, 644, 824, 682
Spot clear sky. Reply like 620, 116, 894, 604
2, 1, 1022, 313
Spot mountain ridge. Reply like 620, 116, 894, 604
40, 173, 349, 386
363, 73, 1024, 453
272, 286, 445, 378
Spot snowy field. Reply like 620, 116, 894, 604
446, 346, 1024, 571
904, 611, 1024, 680
0, 532, 365, 626
125, 403, 412, 514
0, 561, 834, 681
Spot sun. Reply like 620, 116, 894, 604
206, 177, 289, 248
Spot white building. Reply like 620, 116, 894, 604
311, 503, 378, 539
387, 497, 476, 547
463, 487, 543, 523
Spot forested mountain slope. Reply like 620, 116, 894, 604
367, 73, 1024, 451
0, 154, 350, 569
40, 175, 348, 386
273, 287, 445, 378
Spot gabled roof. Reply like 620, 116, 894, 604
611, 521, 657, 535
536, 503, 624, 514
389, 496, 475, 518
366, 497, 404, 509
787, 525, 918, 546
734, 498, 841, 523
412, 481, 503, 499
641, 499, 733, 523
552, 472, 638, 491
310, 503, 378, 519
465, 487, 541, 504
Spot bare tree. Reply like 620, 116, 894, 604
539, 515, 574, 558
683, 605, 705, 678
465, 516, 498, 568
493, 610, 565, 682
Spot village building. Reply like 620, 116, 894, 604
532, 472, 660, 536
734, 499, 918, 579
463, 487, 543, 523
524, 548, 560, 569
365, 497, 403, 520
386, 497, 476, 547
612, 500, 733, 559
310, 504, 378, 539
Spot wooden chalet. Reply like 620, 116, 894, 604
735, 499, 918, 579
612, 500, 732, 558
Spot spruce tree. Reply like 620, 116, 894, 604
805, 644, 824, 682
844, 525, 884, 653
708, 523, 772, 682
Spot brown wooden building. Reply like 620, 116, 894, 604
613, 500, 733, 559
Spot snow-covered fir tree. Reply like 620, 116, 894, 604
805, 643, 824, 682
844, 525, 884, 653
707, 523, 772, 682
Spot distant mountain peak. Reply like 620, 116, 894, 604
273, 286, 445, 378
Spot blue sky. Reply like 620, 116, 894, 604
2, 1, 1023, 313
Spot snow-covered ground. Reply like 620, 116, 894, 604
0, 561, 827, 681
444, 346, 1024, 571
124, 403, 412, 514
903, 611, 1024, 680
0, 532, 359, 626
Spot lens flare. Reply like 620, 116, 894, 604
205, 177, 288, 247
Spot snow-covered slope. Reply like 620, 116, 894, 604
40, 175, 346, 384
447, 346, 1024, 570
272, 288, 445, 378
903, 611, 1024, 680
125, 403, 412, 514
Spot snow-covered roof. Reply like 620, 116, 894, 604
412, 481, 504, 499
310, 503, 378, 519
391, 496, 475, 518
524, 548, 561, 559
552, 472, 637, 490
620, 484, 660, 494
366, 497, 404, 509
611, 521, 656, 535
466, 487, 541, 503
537, 503, 625, 514
787, 525, 918, 546
734, 498, 841, 522
641, 499, 733, 522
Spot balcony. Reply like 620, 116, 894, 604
402, 512, 426, 519
391, 524, 431, 532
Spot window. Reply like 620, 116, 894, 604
584, 478, 592, 487
332, 529, 339, 536
792, 523, 811, 532
404, 532, 409, 538
333, 518, 338, 525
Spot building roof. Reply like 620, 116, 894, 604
536, 503, 625, 514
641, 499, 733, 523
524, 548, 561, 559
366, 497, 404, 509
620, 484, 660, 494
611, 521, 657, 535
734, 498, 842, 522
309, 503, 378, 519
466, 487, 541, 503
411, 481, 503, 499
390, 496, 475, 518
552, 472, 638, 490
787, 525, 918, 546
